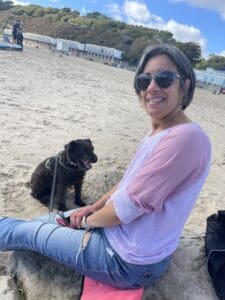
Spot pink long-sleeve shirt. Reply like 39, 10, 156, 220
104, 123, 211, 264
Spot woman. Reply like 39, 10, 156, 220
0, 45, 211, 289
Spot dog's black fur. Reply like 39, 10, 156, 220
29, 139, 97, 211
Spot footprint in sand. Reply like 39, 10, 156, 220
0, 172, 14, 180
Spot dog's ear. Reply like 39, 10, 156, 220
86, 139, 92, 145
64, 141, 77, 152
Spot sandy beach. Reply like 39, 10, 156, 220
0, 46, 225, 298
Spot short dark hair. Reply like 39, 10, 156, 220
134, 44, 196, 110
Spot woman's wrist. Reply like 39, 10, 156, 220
80, 215, 94, 229
92, 200, 106, 212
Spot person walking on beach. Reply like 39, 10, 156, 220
0, 44, 211, 289
12, 21, 20, 44
16, 28, 23, 50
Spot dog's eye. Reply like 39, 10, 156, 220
79, 146, 88, 152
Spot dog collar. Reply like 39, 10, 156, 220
65, 152, 78, 167
58, 152, 80, 172
45, 156, 55, 173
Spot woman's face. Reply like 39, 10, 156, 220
140, 54, 185, 120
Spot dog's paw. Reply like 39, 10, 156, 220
57, 204, 67, 211
25, 181, 31, 188
75, 200, 86, 207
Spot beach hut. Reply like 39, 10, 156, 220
195, 68, 225, 94
3, 29, 57, 49
56, 38, 85, 55
84, 43, 122, 65
3, 28, 122, 65
56, 38, 69, 54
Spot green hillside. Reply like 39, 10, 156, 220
0, 2, 202, 66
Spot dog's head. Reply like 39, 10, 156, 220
64, 139, 98, 171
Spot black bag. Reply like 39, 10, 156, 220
205, 210, 225, 300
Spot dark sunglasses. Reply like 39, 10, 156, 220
135, 70, 183, 91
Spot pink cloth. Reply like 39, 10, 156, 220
81, 277, 144, 300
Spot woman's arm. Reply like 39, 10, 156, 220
92, 182, 119, 211
69, 182, 120, 228
71, 201, 121, 228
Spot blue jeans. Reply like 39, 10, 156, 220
0, 211, 171, 288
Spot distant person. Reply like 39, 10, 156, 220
0, 45, 211, 289
3, 34, 10, 43
12, 21, 20, 44
16, 28, 23, 50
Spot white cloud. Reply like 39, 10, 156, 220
123, 0, 150, 22
147, 18, 208, 56
10, 0, 30, 5
219, 50, 225, 57
49, 0, 60, 3
106, 3, 121, 15
170, 0, 225, 19
113, 15, 123, 21
164, 19, 207, 54
81, 6, 87, 16
105, 3, 123, 20
106, 1, 208, 56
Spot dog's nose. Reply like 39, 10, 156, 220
92, 155, 98, 163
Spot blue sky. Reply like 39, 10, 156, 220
11, 0, 225, 58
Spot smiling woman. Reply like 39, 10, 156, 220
134, 44, 196, 134
0, 44, 211, 291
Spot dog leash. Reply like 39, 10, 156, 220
47, 151, 93, 228
48, 153, 59, 223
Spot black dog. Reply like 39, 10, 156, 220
29, 139, 97, 211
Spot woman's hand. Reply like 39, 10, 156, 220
69, 183, 120, 229
70, 205, 95, 228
